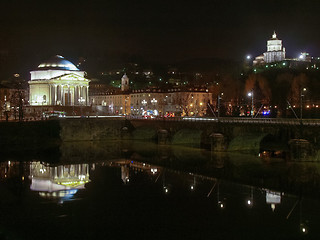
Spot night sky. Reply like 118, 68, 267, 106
1, 0, 320, 76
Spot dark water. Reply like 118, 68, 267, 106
1, 141, 320, 240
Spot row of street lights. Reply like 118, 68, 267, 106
246, 88, 306, 119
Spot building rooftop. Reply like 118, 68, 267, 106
37, 55, 79, 71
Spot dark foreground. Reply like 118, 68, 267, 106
1, 141, 320, 240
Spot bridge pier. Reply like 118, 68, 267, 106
158, 129, 169, 145
210, 133, 226, 152
289, 139, 314, 161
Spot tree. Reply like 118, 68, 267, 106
288, 73, 308, 106
172, 92, 193, 116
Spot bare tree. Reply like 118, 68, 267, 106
288, 73, 308, 105
172, 92, 193, 116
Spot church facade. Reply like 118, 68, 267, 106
28, 55, 90, 106
253, 32, 286, 66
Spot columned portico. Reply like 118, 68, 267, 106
28, 55, 90, 106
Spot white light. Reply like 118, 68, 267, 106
78, 175, 86, 180
246, 55, 251, 60
248, 92, 252, 97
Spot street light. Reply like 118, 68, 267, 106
141, 99, 147, 115
248, 90, 254, 118
151, 98, 157, 116
300, 87, 307, 122
151, 98, 157, 108
218, 93, 223, 118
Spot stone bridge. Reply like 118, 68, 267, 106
1, 117, 320, 160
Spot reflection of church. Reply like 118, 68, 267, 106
29, 162, 91, 199
28, 55, 90, 106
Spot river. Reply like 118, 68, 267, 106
0, 140, 320, 239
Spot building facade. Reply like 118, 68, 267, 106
90, 74, 212, 116
29, 55, 90, 106
254, 32, 286, 65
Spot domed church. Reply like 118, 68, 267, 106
28, 55, 90, 106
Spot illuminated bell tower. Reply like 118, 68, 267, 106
121, 73, 129, 91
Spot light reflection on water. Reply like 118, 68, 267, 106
0, 141, 320, 239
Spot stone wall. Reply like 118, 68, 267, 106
2, 118, 320, 159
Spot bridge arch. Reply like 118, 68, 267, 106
228, 133, 275, 154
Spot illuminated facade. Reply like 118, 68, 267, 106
91, 87, 212, 116
253, 32, 286, 65
29, 55, 90, 106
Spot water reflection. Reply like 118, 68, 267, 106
265, 189, 281, 211
29, 162, 92, 203
1, 141, 320, 239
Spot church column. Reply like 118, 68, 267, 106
67, 85, 70, 106
86, 86, 89, 106
78, 86, 81, 105
54, 85, 57, 105
74, 86, 77, 106
50, 85, 53, 105
61, 85, 64, 105
49, 85, 51, 105
79, 86, 82, 105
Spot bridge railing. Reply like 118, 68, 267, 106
126, 115, 320, 126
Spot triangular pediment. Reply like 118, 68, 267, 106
49, 73, 90, 82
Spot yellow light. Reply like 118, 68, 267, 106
190, 104, 193, 107
59, 180, 89, 187
200, 102, 203, 106
306, 105, 310, 108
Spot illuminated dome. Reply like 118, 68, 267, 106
37, 55, 79, 71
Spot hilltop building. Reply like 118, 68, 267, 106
253, 32, 286, 66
